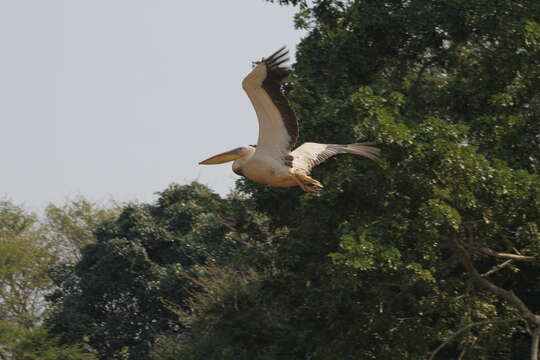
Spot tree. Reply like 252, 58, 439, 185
43, 196, 120, 262
0, 201, 52, 328
47, 183, 277, 360
0, 322, 96, 360
156, 0, 540, 359
48, 1, 540, 358
0, 200, 96, 360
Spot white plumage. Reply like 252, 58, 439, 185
199, 47, 379, 194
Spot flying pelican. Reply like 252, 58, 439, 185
199, 47, 379, 194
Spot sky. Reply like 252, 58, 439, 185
0, 0, 306, 209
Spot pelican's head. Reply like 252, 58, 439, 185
199, 146, 255, 175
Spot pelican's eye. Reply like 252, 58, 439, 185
233, 167, 244, 177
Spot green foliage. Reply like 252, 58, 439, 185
151, 267, 290, 360
0, 200, 98, 359
174, 0, 540, 358
0, 201, 52, 328
44, 1, 540, 359
44, 196, 120, 261
0, 322, 95, 360
47, 183, 280, 359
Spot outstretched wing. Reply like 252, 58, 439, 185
292, 142, 380, 173
242, 47, 298, 160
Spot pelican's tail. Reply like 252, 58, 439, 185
335, 142, 380, 160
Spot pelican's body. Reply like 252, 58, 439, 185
199, 47, 379, 194
238, 150, 295, 187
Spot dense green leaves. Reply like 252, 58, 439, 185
0, 201, 53, 328
0, 322, 96, 360
44, 197, 119, 261
202, 0, 539, 358
0, 200, 101, 359
47, 183, 282, 359
38, 0, 540, 359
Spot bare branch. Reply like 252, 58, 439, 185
429, 318, 520, 360
178, 271, 207, 288
482, 259, 514, 277
451, 237, 540, 327
478, 247, 535, 261
215, 214, 237, 232
458, 338, 478, 360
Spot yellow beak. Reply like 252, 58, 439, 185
198, 148, 245, 165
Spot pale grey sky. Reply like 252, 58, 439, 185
0, 0, 305, 208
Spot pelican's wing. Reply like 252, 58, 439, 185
292, 142, 380, 173
242, 47, 298, 159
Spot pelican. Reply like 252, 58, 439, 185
199, 47, 379, 194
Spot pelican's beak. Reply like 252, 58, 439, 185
198, 147, 245, 165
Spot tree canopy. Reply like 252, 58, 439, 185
40, 0, 540, 359
170, 0, 539, 357
0, 199, 103, 360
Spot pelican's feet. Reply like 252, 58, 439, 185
293, 171, 324, 195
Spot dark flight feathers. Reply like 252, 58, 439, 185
261, 47, 299, 150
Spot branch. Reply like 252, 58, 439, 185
458, 337, 478, 360
178, 271, 207, 288
429, 318, 520, 360
215, 214, 237, 232
481, 259, 513, 277
478, 247, 535, 261
451, 237, 540, 327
